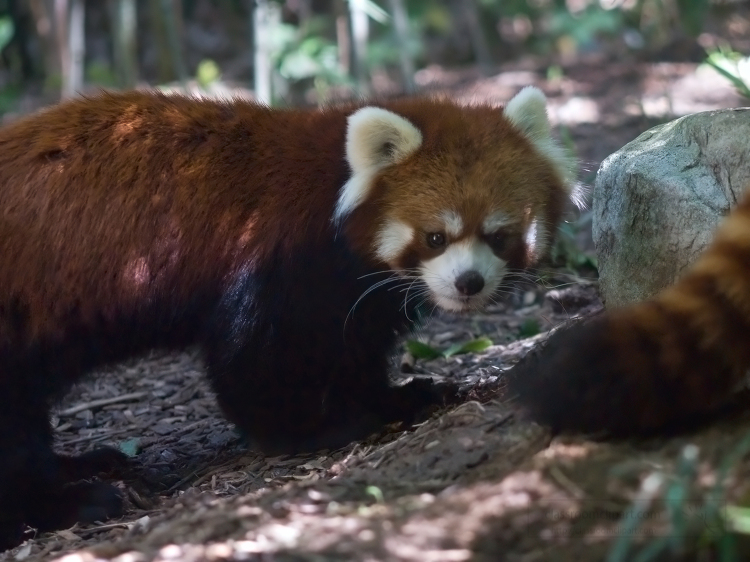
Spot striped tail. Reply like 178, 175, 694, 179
507, 190, 750, 435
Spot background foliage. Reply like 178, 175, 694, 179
0, 0, 746, 111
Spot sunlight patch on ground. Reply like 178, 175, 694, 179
553, 96, 601, 125
540, 441, 598, 461
641, 64, 742, 118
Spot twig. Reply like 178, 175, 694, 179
166, 457, 250, 492
58, 392, 149, 416
76, 519, 147, 537
59, 426, 139, 446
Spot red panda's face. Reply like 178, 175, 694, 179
370, 205, 530, 312
335, 88, 579, 313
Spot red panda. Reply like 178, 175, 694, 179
0, 87, 575, 547
508, 188, 750, 436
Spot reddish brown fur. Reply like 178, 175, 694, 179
344, 101, 566, 270
0, 93, 346, 343
349, 103, 567, 267
0, 90, 569, 547
0, 94, 563, 344
509, 189, 750, 435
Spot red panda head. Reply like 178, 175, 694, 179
334, 87, 579, 313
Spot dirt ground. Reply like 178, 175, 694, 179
3, 57, 750, 562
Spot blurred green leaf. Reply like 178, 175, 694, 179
518, 319, 540, 339
547, 65, 564, 81
548, 6, 621, 51
118, 438, 140, 458
724, 506, 750, 535
279, 50, 320, 80
86, 61, 117, 87
421, 4, 452, 34
705, 47, 750, 100
365, 485, 385, 503
0, 85, 20, 114
443, 337, 493, 357
0, 17, 14, 53
196, 59, 221, 87
267, 22, 298, 54
405, 340, 442, 360
676, 0, 710, 37
407, 337, 492, 360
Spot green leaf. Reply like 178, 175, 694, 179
630, 536, 671, 562
407, 337, 493, 360
405, 340, 442, 360
519, 319, 541, 338
365, 485, 384, 503
118, 438, 140, 458
279, 51, 321, 80
676, 0, 709, 37
267, 23, 298, 54
705, 54, 750, 99
0, 17, 14, 53
724, 505, 750, 535
443, 337, 493, 358
196, 59, 221, 87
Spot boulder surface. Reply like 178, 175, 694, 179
593, 108, 750, 307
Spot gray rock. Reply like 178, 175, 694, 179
593, 108, 750, 307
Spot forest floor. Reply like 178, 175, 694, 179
3, 56, 750, 562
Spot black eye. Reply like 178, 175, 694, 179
426, 232, 446, 248
488, 231, 506, 251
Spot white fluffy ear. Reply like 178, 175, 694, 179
334, 107, 422, 222
505, 86, 579, 201
504, 86, 551, 141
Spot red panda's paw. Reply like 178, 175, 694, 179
249, 378, 462, 455
0, 452, 127, 548
27, 481, 124, 532
57, 447, 133, 481
315, 378, 462, 449
0, 518, 24, 553
379, 377, 463, 424
0, 481, 125, 548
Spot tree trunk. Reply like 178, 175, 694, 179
348, 0, 370, 95
160, 0, 187, 87
56, 0, 85, 99
109, 0, 138, 89
251, 0, 276, 105
388, 0, 415, 94
462, 0, 493, 76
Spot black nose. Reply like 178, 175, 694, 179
455, 271, 485, 296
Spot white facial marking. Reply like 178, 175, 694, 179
420, 237, 507, 312
504, 86, 579, 201
482, 211, 514, 235
375, 219, 414, 263
334, 107, 423, 223
335, 173, 375, 226
525, 219, 549, 261
441, 210, 463, 237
